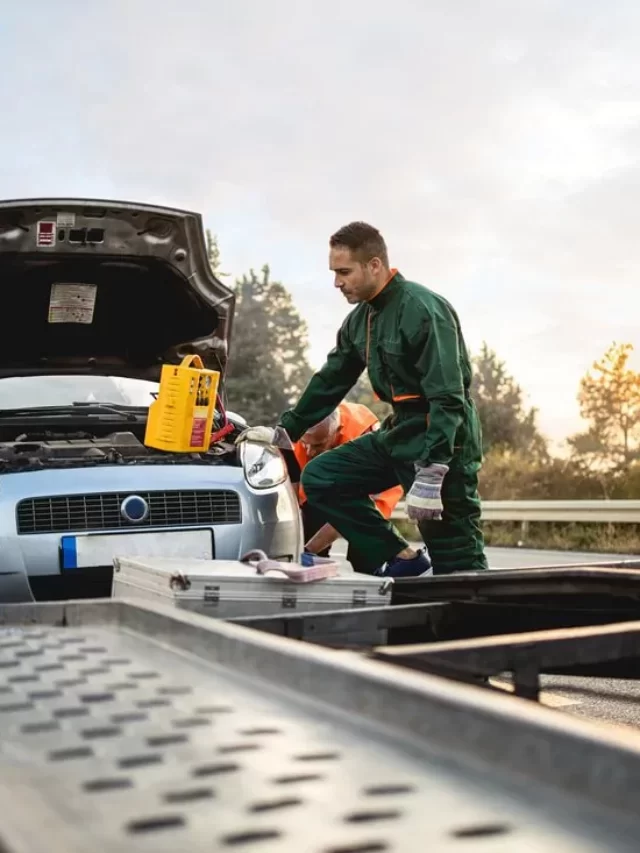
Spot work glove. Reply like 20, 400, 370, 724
235, 425, 293, 451
406, 463, 449, 522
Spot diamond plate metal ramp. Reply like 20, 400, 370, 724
0, 601, 637, 851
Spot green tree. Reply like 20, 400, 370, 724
225, 266, 312, 424
478, 448, 605, 500
568, 342, 640, 475
472, 343, 547, 458
264, 272, 313, 404
205, 230, 230, 277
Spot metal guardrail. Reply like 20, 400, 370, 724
391, 499, 640, 523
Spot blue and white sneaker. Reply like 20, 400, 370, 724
374, 549, 433, 578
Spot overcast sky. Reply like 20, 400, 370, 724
2, 0, 639, 448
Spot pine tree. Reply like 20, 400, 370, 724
225, 266, 312, 424
471, 343, 547, 458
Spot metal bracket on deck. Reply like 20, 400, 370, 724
372, 620, 640, 700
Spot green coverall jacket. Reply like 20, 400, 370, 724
279, 271, 488, 574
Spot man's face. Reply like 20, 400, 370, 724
330, 246, 381, 304
301, 420, 338, 459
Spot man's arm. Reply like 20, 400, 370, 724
304, 522, 341, 554
279, 321, 364, 442
409, 299, 467, 466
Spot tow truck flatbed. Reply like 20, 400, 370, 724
0, 599, 640, 851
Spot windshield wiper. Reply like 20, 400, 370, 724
71, 402, 145, 420
0, 404, 145, 422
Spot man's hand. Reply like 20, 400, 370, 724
304, 523, 340, 555
406, 463, 449, 521
235, 425, 293, 451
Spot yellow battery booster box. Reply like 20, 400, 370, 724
144, 355, 220, 453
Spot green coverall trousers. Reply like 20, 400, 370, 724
300, 422, 488, 576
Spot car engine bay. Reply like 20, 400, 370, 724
0, 426, 240, 473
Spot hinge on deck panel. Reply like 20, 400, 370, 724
170, 572, 191, 591
282, 590, 297, 609
203, 585, 220, 605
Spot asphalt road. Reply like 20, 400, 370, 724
333, 541, 640, 734
475, 545, 637, 569
332, 541, 637, 571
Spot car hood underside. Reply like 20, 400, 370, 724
0, 199, 235, 381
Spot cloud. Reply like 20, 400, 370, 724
2, 0, 640, 440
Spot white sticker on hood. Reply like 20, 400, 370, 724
48, 283, 97, 324
56, 211, 76, 228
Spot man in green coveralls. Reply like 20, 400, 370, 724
238, 222, 488, 577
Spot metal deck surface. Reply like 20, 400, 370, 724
0, 601, 639, 852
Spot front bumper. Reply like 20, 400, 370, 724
0, 464, 302, 602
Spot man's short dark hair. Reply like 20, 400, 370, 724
330, 221, 389, 267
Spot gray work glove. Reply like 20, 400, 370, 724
406, 463, 449, 521
235, 425, 293, 451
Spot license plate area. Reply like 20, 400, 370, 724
60, 529, 213, 570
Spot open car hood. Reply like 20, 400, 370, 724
0, 198, 235, 381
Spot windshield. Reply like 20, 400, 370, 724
0, 376, 159, 410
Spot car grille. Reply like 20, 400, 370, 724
16, 490, 242, 535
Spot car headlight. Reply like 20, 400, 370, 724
240, 441, 287, 489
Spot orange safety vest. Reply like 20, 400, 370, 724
293, 401, 404, 519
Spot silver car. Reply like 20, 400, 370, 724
0, 198, 303, 602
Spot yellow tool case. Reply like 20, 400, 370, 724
144, 354, 220, 453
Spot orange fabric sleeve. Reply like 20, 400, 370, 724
373, 484, 404, 519
292, 441, 309, 504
